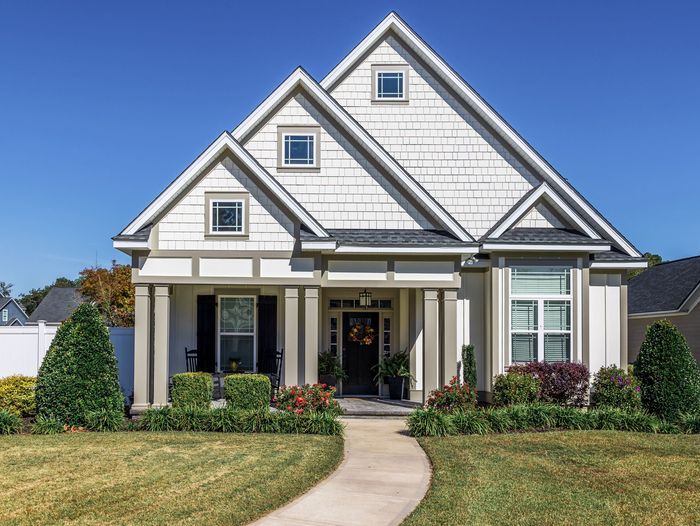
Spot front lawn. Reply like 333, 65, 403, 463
0, 432, 343, 525
405, 431, 700, 526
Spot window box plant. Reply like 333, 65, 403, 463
372, 350, 414, 400
318, 351, 347, 388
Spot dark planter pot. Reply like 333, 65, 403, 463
387, 377, 404, 400
319, 374, 337, 388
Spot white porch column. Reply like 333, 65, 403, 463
284, 287, 299, 386
304, 287, 319, 384
442, 289, 458, 384
423, 289, 440, 397
132, 285, 151, 413
152, 285, 170, 407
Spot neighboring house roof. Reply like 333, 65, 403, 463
320, 12, 640, 257
629, 256, 700, 315
0, 297, 29, 325
28, 287, 86, 323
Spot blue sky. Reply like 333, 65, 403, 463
1, 1, 698, 294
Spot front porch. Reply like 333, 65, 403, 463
131, 284, 463, 412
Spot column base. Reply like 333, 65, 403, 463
130, 403, 151, 416
410, 389, 424, 403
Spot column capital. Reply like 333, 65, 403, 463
285, 287, 299, 299
423, 289, 439, 301
154, 285, 170, 297
443, 289, 458, 301
135, 284, 150, 297
304, 287, 319, 298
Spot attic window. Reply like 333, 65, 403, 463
205, 193, 249, 237
372, 65, 409, 102
277, 126, 320, 170
1, 309, 7, 323
283, 134, 315, 165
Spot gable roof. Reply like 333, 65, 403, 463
321, 12, 641, 257
27, 287, 86, 323
116, 132, 328, 241
231, 67, 474, 243
629, 256, 700, 315
0, 297, 28, 321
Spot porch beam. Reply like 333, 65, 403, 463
132, 285, 151, 413
304, 287, 319, 384
423, 289, 440, 397
442, 289, 458, 384
284, 287, 299, 385
152, 285, 170, 407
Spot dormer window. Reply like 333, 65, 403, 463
277, 126, 321, 170
205, 193, 249, 237
372, 64, 409, 103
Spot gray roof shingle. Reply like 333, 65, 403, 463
629, 255, 700, 314
483, 228, 610, 245
301, 229, 475, 247
28, 287, 86, 323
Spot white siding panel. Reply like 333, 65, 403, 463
327, 260, 387, 280
199, 258, 253, 278
395, 260, 454, 281
260, 258, 315, 278
140, 258, 192, 277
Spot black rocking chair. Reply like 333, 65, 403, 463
185, 347, 198, 372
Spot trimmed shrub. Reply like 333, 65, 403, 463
407, 408, 456, 437
493, 372, 540, 406
275, 383, 341, 414
508, 362, 589, 406
461, 344, 477, 388
0, 409, 22, 435
635, 320, 700, 421
85, 408, 124, 432
224, 374, 271, 410
140, 407, 177, 432
0, 375, 36, 417
591, 365, 642, 411
426, 376, 476, 413
31, 415, 65, 435
171, 372, 213, 409
36, 304, 124, 426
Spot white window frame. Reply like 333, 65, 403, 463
1, 309, 7, 322
209, 199, 245, 235
371, 64, 409, 102
282, 133, 316, 167
217, 295, 257, 373
509, 267, 572, 364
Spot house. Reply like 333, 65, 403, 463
27, 287, 86, 325
113, 12, 646, 413
628, 256, 700, 363
0, 297, 28, 326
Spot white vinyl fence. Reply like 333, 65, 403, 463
0, 323, 134, 398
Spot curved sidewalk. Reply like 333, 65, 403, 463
252, 418, 431, 526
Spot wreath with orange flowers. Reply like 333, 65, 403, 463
348, 322, 377, 346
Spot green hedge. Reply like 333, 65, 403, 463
224, 374, 271, 410
0, 375, 36, 417
493, 372, 540, 406
407, 404, 700, 437
139, 406, 343, 435
0, 409, 22, 435
171, 372, 213, 408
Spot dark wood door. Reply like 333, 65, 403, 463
196, 295, 216, 373
257, 295, 277, 374
342, 312, 379, 395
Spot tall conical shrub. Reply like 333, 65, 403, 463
36, 303, 123, 426
635, 320, 700, 421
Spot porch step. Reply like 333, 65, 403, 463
337, 397, 418, 417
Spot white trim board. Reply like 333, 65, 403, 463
116, 132, 328, 239
231, 67, 473, 243
320, 12, 641, 257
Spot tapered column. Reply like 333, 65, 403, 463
132, 285, 151, 413
152, 285, 170, 407
284, 287, 299, 386
442, 289, 458, 384
304, 287, 319, 384
423, 289, 440, 397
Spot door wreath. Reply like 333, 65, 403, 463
348, 321, 377, 346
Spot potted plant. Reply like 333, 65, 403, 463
318, 351, 347, 388
372, 350, 414, 400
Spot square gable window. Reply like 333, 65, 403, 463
277, 127, 320, 170
372, 65, 409, 102
206, 193, 249, 236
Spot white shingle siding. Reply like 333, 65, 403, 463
243, 93, 434, 230
158, 157, 295, 251
514, 203, 566, 229
330, 36, 543, 237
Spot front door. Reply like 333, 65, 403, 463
342, 312, 380, 395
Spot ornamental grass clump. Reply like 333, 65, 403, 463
591, 365, 642, 411
31, 414, 65, 435
0, 409, 22, 435
85, 408, 124, 432
407, 407, 456, 437
425, 376, 476, 413
274, 383, 340, 414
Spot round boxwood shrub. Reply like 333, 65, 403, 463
493, 371, 540, 406
224, 374, 271, 410
171, 372, 213, 408
35, 303, 124, 426
0, 375, 36, 417
635, 320, 700, 421
591, 365, 641, 411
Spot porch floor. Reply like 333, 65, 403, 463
337, 397, 419, 417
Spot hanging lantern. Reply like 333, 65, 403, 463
359, 289, 372, 308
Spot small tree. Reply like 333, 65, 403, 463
36, 303, 123, 426
79, 263, 134, 327
461, 344, 477, 387
635, 320, 700, 421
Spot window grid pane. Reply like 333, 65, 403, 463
511, 267, 570, 295
284, 135, 314, 165
212, 201, 243, 232
544, 300, 571, 331
383, 317, 391, 356
377, 72, 404, 98
512, 333, 537, 363
220, 297, 254, 333
511, 300, 537, 331
544, 333, 571, 362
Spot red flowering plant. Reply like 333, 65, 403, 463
273, 383, 341, 415
425, 376, 477, 413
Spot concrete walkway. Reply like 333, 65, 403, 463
251, 418, 431, 526
338, 397, 420, 416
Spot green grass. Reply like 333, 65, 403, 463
405, 431, 700, 526
0, 432, 343, 525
